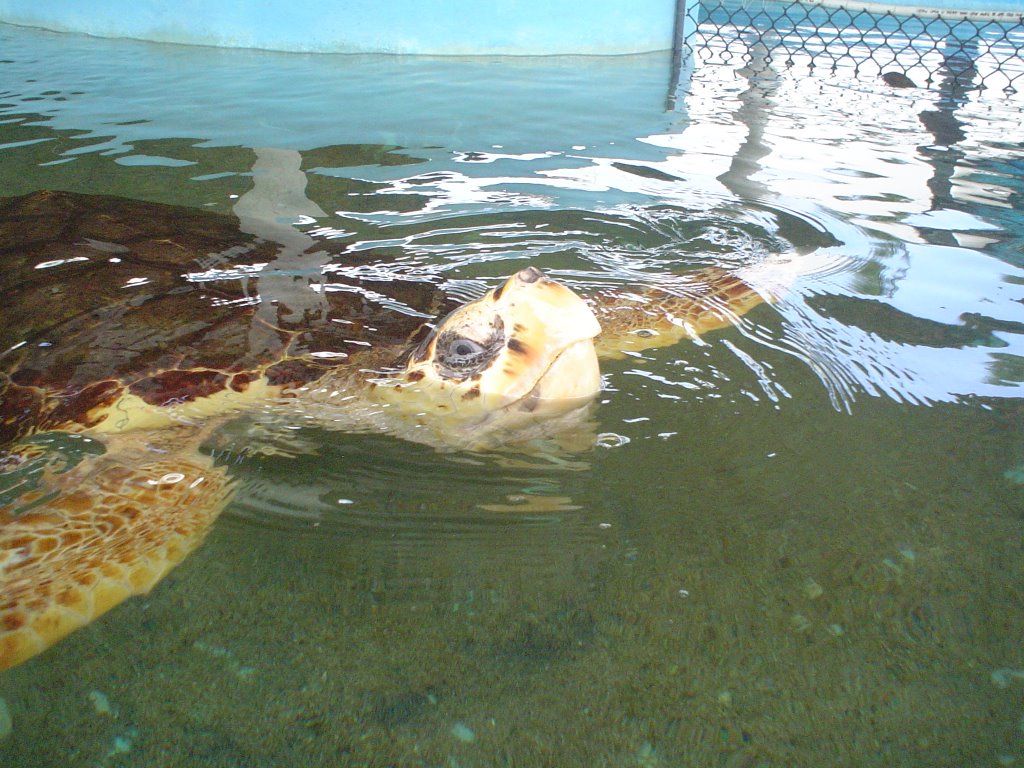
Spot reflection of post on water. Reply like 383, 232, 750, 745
715, 40, 778, 207
715, 41, 843, 254
232, 147, 329, 353
916, 30, 977, 231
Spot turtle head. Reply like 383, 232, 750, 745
390, 267, 601, 428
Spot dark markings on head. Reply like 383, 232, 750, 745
407, 369, 425, 382
409, 336, 434, 365
401, 321, 438, 367
506, 337, 528, 355
492, 282, 505, 302
462, 385, 481, 400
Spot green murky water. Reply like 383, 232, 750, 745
1, 20, 1024, 768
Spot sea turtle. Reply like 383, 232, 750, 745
0, 189, 766, 671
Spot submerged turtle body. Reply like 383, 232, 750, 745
0, 190, 768, 671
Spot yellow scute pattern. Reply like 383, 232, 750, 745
0, 450, 233, 671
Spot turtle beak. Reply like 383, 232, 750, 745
483, 268, 602, 410
514, 265, 545, 283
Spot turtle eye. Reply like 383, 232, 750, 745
430, 317, 504, 379
445, 337, 486, 367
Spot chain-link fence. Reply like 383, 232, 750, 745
685, 0, 1024, 93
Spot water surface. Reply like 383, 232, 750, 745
1, 21, 1024, 768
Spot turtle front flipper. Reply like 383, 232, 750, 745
591, 268, 768, 360
0, 430, 233, 671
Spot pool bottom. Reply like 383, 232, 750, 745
2, 393, 1021, 767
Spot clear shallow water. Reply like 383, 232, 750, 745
1, 21, 1024, 768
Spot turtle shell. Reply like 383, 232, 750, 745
0, 190, 449, 444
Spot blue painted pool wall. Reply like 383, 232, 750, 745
0, 0, 686, 54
